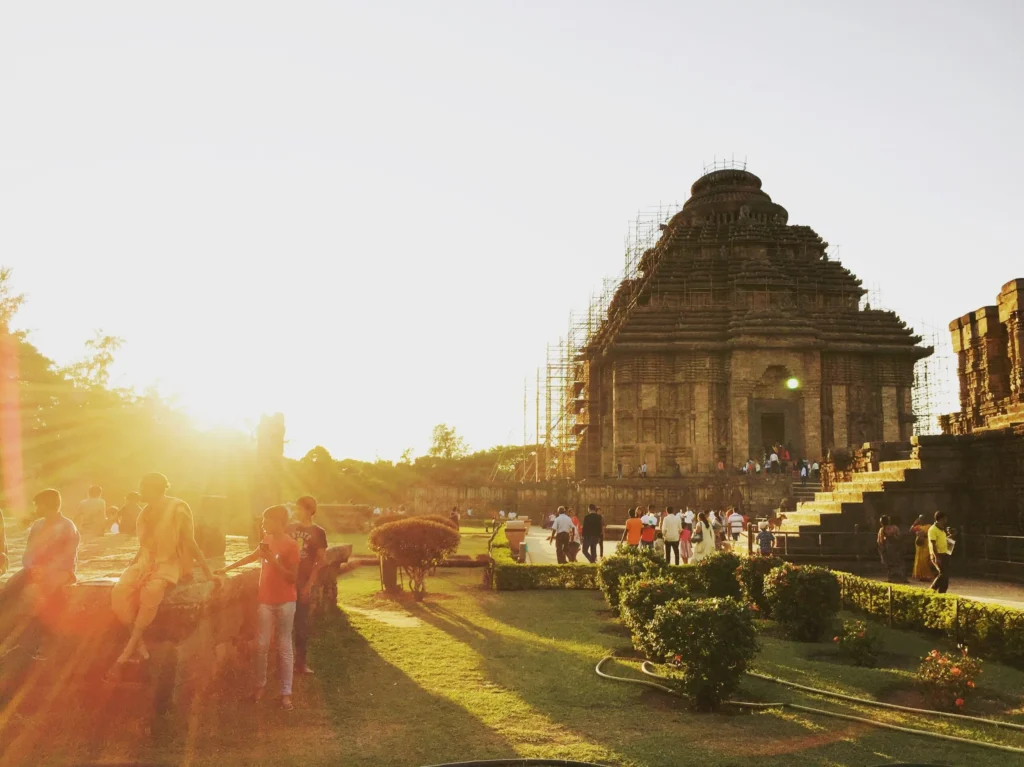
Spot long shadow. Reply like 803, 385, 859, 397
404, 584, 1019, 767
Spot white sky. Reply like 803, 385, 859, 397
1, 1, 1021, 460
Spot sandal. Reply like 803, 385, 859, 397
281, 696, 294, 710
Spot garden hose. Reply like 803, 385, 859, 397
744, 669, 1024, 733
593, 655, 1024, 756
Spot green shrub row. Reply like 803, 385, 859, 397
837, 572, 1024, 666
489, 526, 599, 590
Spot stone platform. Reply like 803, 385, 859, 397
0, 526, 351, 710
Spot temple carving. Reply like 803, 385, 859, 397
574, 168, 931, 478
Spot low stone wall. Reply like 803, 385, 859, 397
0, 532, 351, 710
410, 476, 794, 524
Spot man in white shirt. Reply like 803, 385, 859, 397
499, 509, 506, 519
683, 508, 695, 526
640, 462, 648, 479
508, 511, 518, 520
547, 506, 575, 564
726, 508, 745, 541
661, 506, 682, 565
769, 452, 780, 474
812, 460, 820, 479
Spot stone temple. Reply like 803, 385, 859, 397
574, 167, 931, 478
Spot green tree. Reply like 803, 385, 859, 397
428, 423, 468, 460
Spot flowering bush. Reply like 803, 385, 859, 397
368, 518, 460, 600
695, 551, 743, 599
833, 619, 881, 667
763, 563, 841, 641
736, 555, 785, 616
643, 597, 759, 710
596, 547, 668, 611
619, 576, 694, 649
916, 646, 983, 710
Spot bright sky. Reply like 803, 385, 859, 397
2, 2, 1022, 460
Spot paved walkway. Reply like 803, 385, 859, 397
863, 574, 1024, 610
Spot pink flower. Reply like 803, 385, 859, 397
930, 650, 940, 658
967, 681, 976, 688
955, 698, 965, 708
833, 636, 840, 643
939, 658, 948, 665
951, 667, 962, 677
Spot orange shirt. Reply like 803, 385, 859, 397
258, 534, 300, 605
625, 517, 643, 546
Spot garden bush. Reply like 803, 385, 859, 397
368, 518, 460, 600
763, 563, 841, 641
643, 597, 759, 710
695, 551, 742, 599
619, 575, 693, 641
596, 547, 668, 610
836, 572, 1024, 666
916, 646, 983, 711
833, 619, 881, 667
736, 555, 785, 616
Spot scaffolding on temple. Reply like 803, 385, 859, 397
912, 321, 957, 436
541, 204, 681, 480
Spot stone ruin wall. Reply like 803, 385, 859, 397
943, 278, 1024, 435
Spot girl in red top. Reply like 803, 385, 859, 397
218, 505, 300, 709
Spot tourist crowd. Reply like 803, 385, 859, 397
877, 510, 956, 594
0, 474, 329, 711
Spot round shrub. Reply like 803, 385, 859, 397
619, 575, 694, 643
834, 619, 881, 667
596, 547, 668, 611
736, 555, 785, 615
368, 518, 460, 600
644, 597, 759, 710
695, 551, 742, 599
763, 563, 841, 641
916, 646, 983, 711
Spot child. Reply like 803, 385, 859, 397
286, 496, 327, 676
679, 524, 693, 565
756, 521, 776, 556
218, 505, 300, 709
653, 531, 666, 560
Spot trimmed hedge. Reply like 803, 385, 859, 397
837, 572, 1024, 666
489, 526, 599, 591
764, 563, 841, 641
736, 555, 785, 615
695, 551, 743, 599
619, 576, 693, 639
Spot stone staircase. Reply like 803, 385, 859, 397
790, 479, 823, 505
782, 459, 920, 533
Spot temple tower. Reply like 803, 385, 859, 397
575, 167, 930, 477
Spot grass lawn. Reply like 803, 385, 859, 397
5, 568, 1024, 767
327, 527, 492, 558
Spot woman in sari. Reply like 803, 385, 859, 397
876, 515, 906, 583
110, 473, 217, 672
691, 511, 715, 563
910, 514, 934, 581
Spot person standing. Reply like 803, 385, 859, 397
726, 508, 745, 542
691, 511, 714, 562
219, 505, 300, 709
622, 508, 643, 548
877, 515, 906, 583
756, 521, 776, 556
928, 511, 954, 594
910, 514, 934, 581
639, 506, 658, 549
547, 506, 574, 564
661, 507, 682, 565
581, 504, 604, 563
640, 461, 648, 479
287, 496, 327, 676
75, 485, 107, 536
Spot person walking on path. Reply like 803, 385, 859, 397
691, 511, 714, 562
219, 504, 300, 709
581, 504, 604, 563
877, 515, 906, 583
928, 511, 954, 594
661, 507, 682, 565
75, 485, 107, 537
726, 508, 745, 542
287, 496, 327, 676
110, 473, 217, 674
639, 506, 658, 550
621, 508, 643, 548
910, 514, 934, 581
756, 520, 775, 556
547, 506, 574, 564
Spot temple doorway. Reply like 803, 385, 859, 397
761, 412, 785, 447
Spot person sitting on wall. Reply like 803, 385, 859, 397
109, 473, 217, 674
0, 489, 80, 659
75, 485, 107, 537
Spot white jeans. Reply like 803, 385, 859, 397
256, 601, 296, 696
